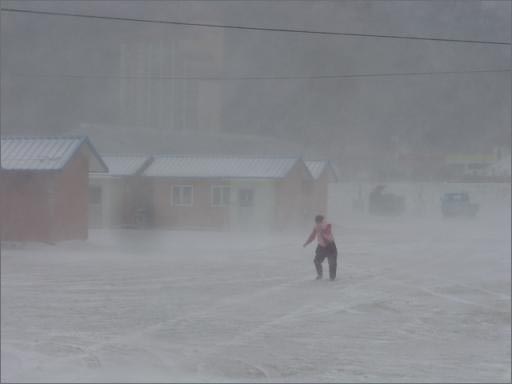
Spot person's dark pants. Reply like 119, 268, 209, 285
314, 243, 338, 280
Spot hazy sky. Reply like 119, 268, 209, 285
1, 1, 510, 177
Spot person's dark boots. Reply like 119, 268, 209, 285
329, 263, 337, 281
314, 258, 323, 278
315, 275, 323, 280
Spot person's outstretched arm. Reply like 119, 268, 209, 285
303, 228, 316, 247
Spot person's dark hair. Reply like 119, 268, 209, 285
315, 215, 324, 224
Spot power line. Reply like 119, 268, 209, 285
1, 7, 510, 46
4, 69, 511, 81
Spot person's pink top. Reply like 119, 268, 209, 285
304, 222, 334, 247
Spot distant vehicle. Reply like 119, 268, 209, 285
441, 192, 479, 218
368, 185, 406, 216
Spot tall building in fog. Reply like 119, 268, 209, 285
118, 30, 224, 134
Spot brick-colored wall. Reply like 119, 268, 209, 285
299, 171, 329, 224
53, 149, 89, 241
153, 178, 229, 230
0, 147, 90, 243
0, 171, 52, 242
150, 163, 322, 231
275, 162, 311, 229
301, 179, 316, 221
312, 172, 329, 217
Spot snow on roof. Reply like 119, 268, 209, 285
305, 161, 327, 179
1, 136, 108, 172
98, 155, 153, 176
305, 160, 338, 181
144, 156, 300, 179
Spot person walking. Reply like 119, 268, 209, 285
303, 215, 338, 281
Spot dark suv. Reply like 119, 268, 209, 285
368, 185, 406, 216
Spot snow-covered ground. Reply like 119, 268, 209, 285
1, 212, 510, 382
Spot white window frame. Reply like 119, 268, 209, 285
171, 185, 193, 207
211, 185, 231, 207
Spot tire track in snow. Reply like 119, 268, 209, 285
10, 242, 448, 380
25, 267, 376, 378
15, 262, 311, 374
346, 262, 509, 311
177, 275, 394, 380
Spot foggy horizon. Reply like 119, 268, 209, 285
1, 0, 510, 180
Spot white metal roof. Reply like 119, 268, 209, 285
305, 161, 327, 179
144, 156, 300, 179
305, 160, 339, 181
1, 136, 108, 172
98, 155, 152, 176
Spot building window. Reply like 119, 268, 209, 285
211, 186, 231, 207
239, 188, 254, 207
89, 185, 102, 205
172, 185, 193, 206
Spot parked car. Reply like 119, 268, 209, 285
368, 185, 406, 216
441, 192, 479, 218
